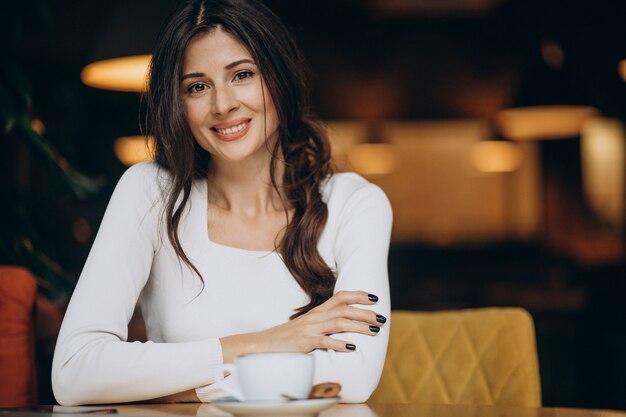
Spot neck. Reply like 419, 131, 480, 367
207, 152, 286, 216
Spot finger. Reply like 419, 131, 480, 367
319, 317, 382, 336
321, 305, 386, 327
314, 290, 379, 312
315, 335, 358, 352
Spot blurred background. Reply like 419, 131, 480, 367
1, 0, 625, 410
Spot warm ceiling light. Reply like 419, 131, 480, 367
81, 55, 151, 92
470, 140, 522, 173
114, 135, 155, 166
496, 105, 599, 141
581, 117, 625, 228
31, 118, 46, 135
619, 59, 626, 83
347, 143, 397, 176
540, 39, 565, 70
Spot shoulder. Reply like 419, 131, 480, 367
115, 162, 169, 196
117, 161, 168, 187
110, 162, 171, 211
319, 173, 392, 261
322, 172, 390, 206
321, 172, 392, 218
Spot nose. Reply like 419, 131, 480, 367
211, 85, 239, 115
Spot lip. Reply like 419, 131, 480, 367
211, 118, 252, 142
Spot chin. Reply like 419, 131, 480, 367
218, 149, 270, 164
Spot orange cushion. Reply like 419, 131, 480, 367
0, 266, 38, 408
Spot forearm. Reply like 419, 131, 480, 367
312, 329, 389, 403
52, 336, 223, 405
219, 332, 265, 363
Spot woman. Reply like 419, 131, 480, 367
52, 0, 392, 405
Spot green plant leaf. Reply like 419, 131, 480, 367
15, 115, 104, 199
16, 236, 76, 300
0, 201, 76, 301
1, 0, 94, 302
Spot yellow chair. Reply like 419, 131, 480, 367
369, 307, 541, 406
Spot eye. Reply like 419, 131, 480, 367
233, 70, 254, 82
187, 83, 208, 94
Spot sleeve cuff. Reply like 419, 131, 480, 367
195, 374, 234, 403
195, 338, 227, 403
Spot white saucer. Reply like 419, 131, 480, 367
211, 397, 340, 416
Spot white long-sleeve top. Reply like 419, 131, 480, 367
52, 162, 392, 406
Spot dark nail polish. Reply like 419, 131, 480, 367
376, 314, 387, 324
368, 294, 379, 302
346, 343, 356, 350
370, 325, 380, 333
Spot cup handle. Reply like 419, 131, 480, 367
213, 364, 244, 401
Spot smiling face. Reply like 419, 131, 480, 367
180, 28, 279, 166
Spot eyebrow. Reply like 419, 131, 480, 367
180, 59, 256, 82
225, 58, 255, 70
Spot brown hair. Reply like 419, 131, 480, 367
146, 0, 335, 318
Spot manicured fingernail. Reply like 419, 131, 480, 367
368, 294, 378, 302
346, 344, 356, 350
376, 314, 387, 324
370, 325, 380, 333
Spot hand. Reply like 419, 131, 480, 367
220, 291, 386, 361
262, 290, 386, 352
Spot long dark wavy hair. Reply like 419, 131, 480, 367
146, 0, 335, 318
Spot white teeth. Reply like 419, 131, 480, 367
216, 121, 247, 135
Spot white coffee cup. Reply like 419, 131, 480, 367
215, 352, 315, 402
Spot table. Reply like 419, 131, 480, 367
4, 403, 622, 417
